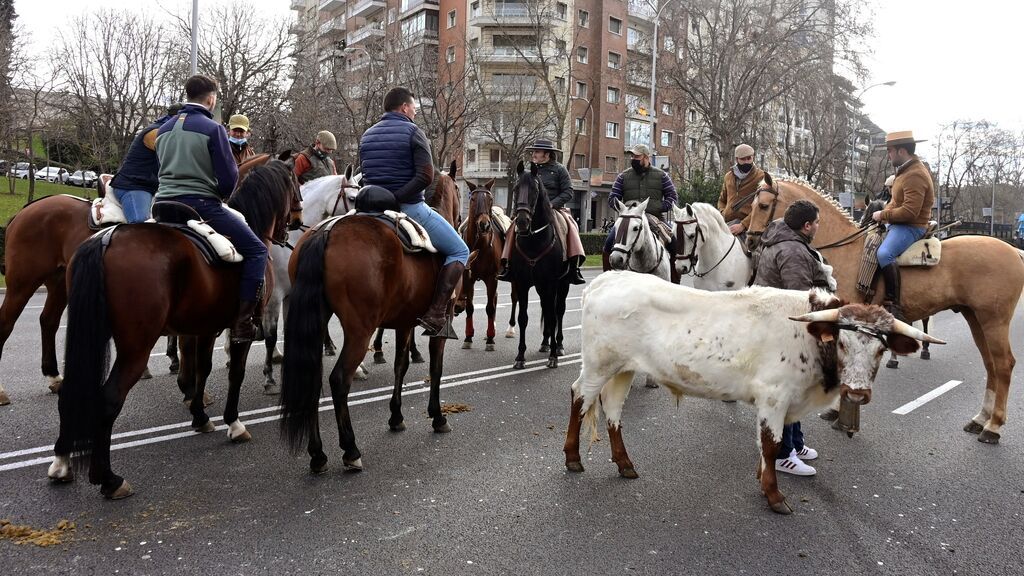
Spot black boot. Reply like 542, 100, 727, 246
231, 300, 262, 343
496, 258, 511, 282
601, 251, 611, 272
564, 258, 585, 285
419, 262, 465, 339
880, 264, 905, 321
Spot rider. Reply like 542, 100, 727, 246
359, 86, 469, 338
294, 130, 338, 184
718, 143, 766, 237
603, 143, 679, 271
227, 114, 256, 165
496, 139, 586, 285
753, 199, 829, 477
154, 74, 267, 343
108, 103, 183, 223
870, 130, 933, 321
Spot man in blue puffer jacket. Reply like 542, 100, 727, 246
359, 86, 469, 338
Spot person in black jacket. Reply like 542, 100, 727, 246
108, 103, 182, 223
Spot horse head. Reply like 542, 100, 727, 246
676, 203, 704, 276
469, 179, 495, 237
430, 162, 461, 227
609, 199, 653, 271
228, 159, 302, 244
514, 160, 548, 235
746, 174, 780, 252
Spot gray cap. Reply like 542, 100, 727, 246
628, 143, 652, 157
734, 143, 755, 158
316, 130, 337, 149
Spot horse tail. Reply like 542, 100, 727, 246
59, 232, 113, 459
280, 228, 331, 452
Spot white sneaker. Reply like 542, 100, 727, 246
795, 446, 818, 461
775, 450, 816, 476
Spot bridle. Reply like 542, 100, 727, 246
612, 213, 665, 274
468, 188, 495, 249
675, 212, 739, 278
329, 181, 361, 219
746, 185, 780, 250
513, 175, 556, 268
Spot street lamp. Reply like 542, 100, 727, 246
644, 0, 679, 164
570, 94, 596, 232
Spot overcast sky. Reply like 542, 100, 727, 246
13, 0, 1022, 159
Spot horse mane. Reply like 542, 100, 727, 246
775, 175, 857, 226
228, 159, 292, 237
689, 202, 730, 237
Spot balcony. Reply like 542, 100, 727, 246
464, 160, 510, 179
290, 0, 308, 11
347, 22, 385, 46
319, 0, 345, 12
288, 19, 307, 36
403, 28, 439, 45
625, 70, 650, 88
627, 0, 656, 22
468, 3, 534, 27
400, 0, 440, 18
349, 0, 385, 19
477, 47, 541, 64
319, 15, 346, 37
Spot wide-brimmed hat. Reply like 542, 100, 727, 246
878, 130, 926, 148
525, 139, 562, 154
227, 114, 250, 131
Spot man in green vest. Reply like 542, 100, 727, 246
294, 130, 338, 184
602, 144, 678, 271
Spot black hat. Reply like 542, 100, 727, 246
525, 139, 562, 154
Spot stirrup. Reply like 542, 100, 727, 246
418, 316, 458, 339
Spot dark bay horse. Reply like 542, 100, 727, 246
50, 160, 301, 498
456, 179, 518, 351
508, 161, 570, 370
280, 169, 462, 474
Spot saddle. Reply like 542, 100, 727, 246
314, 211, 437, 255
855, 221, 941, 298
88, 184, 127, 230
150, 201, 244, 265
645, 214, 674, 247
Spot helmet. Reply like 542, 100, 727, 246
354, 185, 399, 213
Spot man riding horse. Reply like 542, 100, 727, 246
108, 103, 183, 223
497, 139, 586, 285
359, 86, 469, 337
718, 143, 766, 238
294, 130, 338, 184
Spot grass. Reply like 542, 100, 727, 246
0, 178, 93, 288
583, 254, 603, 268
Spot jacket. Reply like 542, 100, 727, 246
881, 157, 934, 228
154, 103, 238, 201
110, 114, 174, 193
718, 166, 766, 229
754, 219, 830, 291
533, 160, 574, 209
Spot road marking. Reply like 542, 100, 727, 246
0, 354, 584, 470
891, 380, 963, 415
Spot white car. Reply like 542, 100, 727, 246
8, 162, 34, 179
35, 167, 70, 184
67, 170, 98, 188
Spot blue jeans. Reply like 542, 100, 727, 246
112, 187, 154, 223
400, 201, 469, 266
777, 422, 804, 459
172, 196, 268, 301
877, 224, 926, 267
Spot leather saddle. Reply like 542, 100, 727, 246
151, 201, 241, 266
314, 186, 436, 254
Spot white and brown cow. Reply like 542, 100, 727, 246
563, 271, 943, 515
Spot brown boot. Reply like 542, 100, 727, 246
231, 300, 262, 343
418, 262, 465, 339
880, 264, 905, 321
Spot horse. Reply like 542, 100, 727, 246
507, 161, 571, 370
280, 166, 463, 474
455, 179, 518, 351
745, 176, 1024, 443
607, 199, 673, 281
675, 202, 752, 290
49, 160, 302, 498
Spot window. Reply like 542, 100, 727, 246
573, 153, 586, 168
664, 35, 676, 51
606, 122, 619, 138
469, 37, 479, 50
575, 117, 586, 134
470, 1, 479, 18
609, 16, 622, 35
556, 39, 567, 54
577, 46, 588, 63
661, 130, 673, 147
578, 9, 589, 28
607, 51, 621, 69
555, 76, 566, 92
687, 109, 697, 122
556, 2, 567, 19
576, 81, 588, 98
466, 149, 476, 163
605, 156, 618, 173
606, 86, 620, 104
446, 45, 456, 63
447, 10, 456, 29
687, 137, 696, 151
662, 102, 673, 116
691, 19, 699, 34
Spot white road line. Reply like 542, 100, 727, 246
0, 353, 583, 466
891, 380, 963, 415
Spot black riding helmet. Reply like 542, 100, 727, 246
354, 185, 399, 213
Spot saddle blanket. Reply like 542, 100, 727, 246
329, 209, 437, 253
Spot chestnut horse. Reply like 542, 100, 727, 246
455, 179, 518, 351
280, 169, 462, 474
50, 160, 302, 498
745, 177, 1024, 443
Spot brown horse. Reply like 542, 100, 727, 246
745, 177, 1024, 443
455, 179, 518, 351
280, 169, 462, 474
50, 160, 301, 498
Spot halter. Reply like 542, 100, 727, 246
468, 188, 495, 250
746, 185, 780, 249
328, 182, 361, 219
612, 213, 665, 274
675, 214, 739, 278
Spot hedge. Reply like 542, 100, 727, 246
581, 232, 607, 254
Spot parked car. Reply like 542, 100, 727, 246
8, 162, 35, 179
35, 167, 70, 184
67, 170, 98, 188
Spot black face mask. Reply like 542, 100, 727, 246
631, 159, 646, 173
737, 163, 753, 173
313, 148, 327, 159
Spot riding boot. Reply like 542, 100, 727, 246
880, 264, 905, 321
496, 258, 511, 282
419, 262, 466, 339
231, 300, 261, 343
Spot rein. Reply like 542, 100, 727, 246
814, 223, 878, 251
676, 215, 739, 278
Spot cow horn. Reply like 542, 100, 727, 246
789, 309, 840, 323
890, 319, 946, 344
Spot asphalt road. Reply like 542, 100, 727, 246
1, 270, 1022, 575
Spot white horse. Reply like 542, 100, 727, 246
608, 199, 673, 281
675, 202, 752, 290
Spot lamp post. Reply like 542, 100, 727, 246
571, 94, 596, 232
848, 80, 895, 195
190, 0, 199, 75
645, 0, 678, 163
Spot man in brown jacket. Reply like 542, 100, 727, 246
870, 130, 934, 320
718, 143, 766, 236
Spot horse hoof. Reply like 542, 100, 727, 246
485, 343, 496, 352
411, 354, 425, 364
820, 409, 840, 422
105, 480, 134, 500
555, 346, 565, 357
977, 430, 1001, 444
47, 375, 63, 394
920, 349, 931, 360
769, 500, 793, 515
462, 340, 473, 349
566, 461, 584, 473
619, 468, 639, 479
168, 361, 180, 374
963, 421, 984, 434
373, 353, 387, 365
886, 359, 899, 369
354, 365, 369, 381
0, 389, 10, 406
644, 381, 659, 389
434, 422, 452, 433
194, 420, 216, 433
547, 358, 558, 369
227, 421, 251, 443
513, 360, 526, 370
310, 455, 328, 475
47, 458, 74, 483
263, 383, 281, 396
505, 328, 516, 338
539, 345, 550, 353
140, 367, 153, 380
343, 458, 363, 472
272, 349, 284, 364
389, 421, 407, 432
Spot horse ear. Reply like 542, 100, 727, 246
764, 172, 774, 187
449, 160, 457, 176
484, 178, 495, 191
516, 160, 525, 175
685, 203, 694, 216
277, 149, 293, 161
345, 164, 353, 179
638, 198, 650, 212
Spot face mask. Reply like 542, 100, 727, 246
228, 137, 247, 146
737, 163, 753, 173
313, 148, 327, 159
631, 159, 645, 173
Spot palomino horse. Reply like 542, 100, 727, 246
745, 177, 1024, 443
280, 168, 463, 473
608, 199, 673, 281
456, 179, 518, 351
675, 202, 752, 290
508, 161, 571, 370
50, 161, 302, 498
